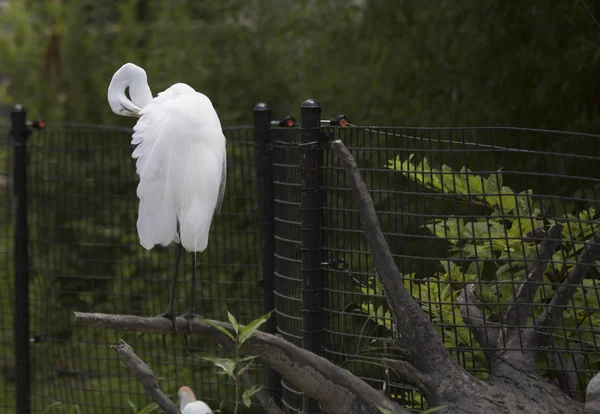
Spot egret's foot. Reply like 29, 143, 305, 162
137, 310, 178, 340
180, 311, 199, 355
157, 310, 179, 334
156, 310, 179, 356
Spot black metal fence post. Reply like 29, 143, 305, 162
11, 104, 32, 414
253, 102, 282, 401
300, 99, 326, 413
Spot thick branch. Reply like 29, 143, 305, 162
111, 339, 181, 414
75, 313, 408, 414
535, 227, 600, 330
457, 284, 500, 361
383, 359, 434, 397
552, 351, 584, 401
502, 224, 563, 330
331, 139, 455, 381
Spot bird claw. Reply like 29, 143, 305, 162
181, 311, 196, 334
181, 311, 198, 355
157, 310, 179, 334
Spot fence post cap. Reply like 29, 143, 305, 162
301, 99, 321, 109
254, 102, 270, 112
12, 104, 25, 112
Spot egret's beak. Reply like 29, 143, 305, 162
119, 102, 142, 118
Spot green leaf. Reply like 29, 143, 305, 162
227, 311, 240, 335
513, 190, 535, 216
242, 385, 263, 408
239, 311, 273, 345
201, 357, 236, 378
198, 318, 236, 342
137, 403, 160, 414
43, 402, 64, 413
484, 173, 502, 207
237, 356, 260, 377
460, 167, 484, 197
499, 186, 516, 212
126, 398, 137, 414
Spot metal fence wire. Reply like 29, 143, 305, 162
16, 121, 265, 413
4, 102, 600, 413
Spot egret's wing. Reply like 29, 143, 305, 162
176, 131, 226, 252
132, 87, 226, 252
215, 151, 227, 213
131, 93, 179, 249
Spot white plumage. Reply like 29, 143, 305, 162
107, 63, 227, 327
178, 386, 212, 414
107, 63, 226, 254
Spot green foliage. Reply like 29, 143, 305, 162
359, 153, 600, 403
43, 401, 82, 414
199, 311, 271, 413
125, 399, 160, 414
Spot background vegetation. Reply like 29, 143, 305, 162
1, 1, 600, 413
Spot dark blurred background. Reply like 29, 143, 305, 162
2, 1, 600, 413
1, 1, 600, 131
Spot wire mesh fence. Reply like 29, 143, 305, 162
269, 120, 600, 411
15, 121, 265, 413
3, 102, 600, 413
318, 125, 600, 407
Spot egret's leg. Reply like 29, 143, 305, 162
181, 253, 197, 354
158, 241, 183, 332
183, 254, 197, 330
138, 241, 182, 351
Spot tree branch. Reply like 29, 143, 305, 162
111, 339, 181, 414
503, 224, 563, 328
552, 351, 584, 401
383, 359, 434, 398
74, 313, 408, 414
535, 227, 600, 331
456, 284, 500, 362
500, 224, 562, 349
331, 139, 455, 382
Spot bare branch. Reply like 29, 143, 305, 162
552, 351, 584, 401
330, 139, 455, 381
383, 359, 434, 398
111, 339, 181, 414
535, 227, 600, 330
500, 224, 562, 348
456, 284, 500, 361
75, 312, 409, 414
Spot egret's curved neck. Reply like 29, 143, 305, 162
107, 63, 153, 114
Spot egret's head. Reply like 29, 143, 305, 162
177, 386, 196, 410
107, 63, 153, 118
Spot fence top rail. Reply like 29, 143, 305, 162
22, 121, 600, 139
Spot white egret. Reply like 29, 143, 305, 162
107, 63, 226, 333
178, 386, 213, 414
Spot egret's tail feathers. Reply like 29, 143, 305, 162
136, 179, 178, 250
178, 200, 214, 253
